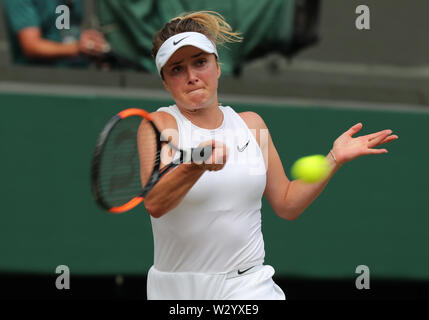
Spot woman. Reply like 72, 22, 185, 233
139, 11, 398, 300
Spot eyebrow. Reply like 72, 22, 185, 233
168, 52, 205, 67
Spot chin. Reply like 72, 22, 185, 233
183, 104, 205, 112
183, 99, 209, 110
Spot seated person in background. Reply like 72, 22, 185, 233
2, 0, 108, 67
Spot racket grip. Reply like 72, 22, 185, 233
191, 145, 213, 163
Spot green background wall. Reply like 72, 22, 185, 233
0, 92, 426, 280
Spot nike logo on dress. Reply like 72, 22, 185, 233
237, 266, 254, 275
237, 139, 250, 152
173, 36, 190, 45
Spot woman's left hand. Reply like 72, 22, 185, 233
331, 123, 399, 166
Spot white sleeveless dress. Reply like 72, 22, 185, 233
146, 105, 285, 300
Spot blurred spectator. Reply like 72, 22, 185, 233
96, 0, 321, 76
2, 0, 109, 67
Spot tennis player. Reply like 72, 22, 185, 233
140, 11, 398, 300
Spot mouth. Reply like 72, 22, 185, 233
187, 88, 204, 94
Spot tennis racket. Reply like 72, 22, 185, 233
91, 108, 212, 213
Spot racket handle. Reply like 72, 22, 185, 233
191, 145, 213, 163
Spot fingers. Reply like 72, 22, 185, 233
347, 122, 363, 137
365, 129, 392, 141
368, 148, 388, 155
196, 140, 229, 171
84, 41, 108, 55
367, 130, 400, 149
79, 29, 109, 56
212, 141, 229, 171
367, 130, 392, 147
367, 132, 398, 155
378, 134, 398, 146
211, 140, 229, 163
197, 139, 215, 148
81, 29, 106, 42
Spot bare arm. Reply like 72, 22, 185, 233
261, 110, 340, 220
274, 153, 339, 220
143, 163, 206, 218
18, 27, 79, 58
17, 27, 108, 59
139, 112, 228, 218
239, 112, 398, 221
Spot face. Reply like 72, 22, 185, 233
162, 46, 221, 111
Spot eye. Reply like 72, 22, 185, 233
196, 58, 207, 66
171, 65, 182, 73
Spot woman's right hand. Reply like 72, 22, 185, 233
78, 29, 110, 57
193, 140, 229, 172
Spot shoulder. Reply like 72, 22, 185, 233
150, 110, 178, 131
238, 111, 268, 130
3, 0, 39, 32
238, 111, 270, 150
139, 110, 179, 146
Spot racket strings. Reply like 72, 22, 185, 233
97, 116, 158, 207
138, 118, 159, 189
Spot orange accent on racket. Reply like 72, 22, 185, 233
118, 108, 153, 121
109, 196, 144, 214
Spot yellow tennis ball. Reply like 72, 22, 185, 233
291, 154, 331, 183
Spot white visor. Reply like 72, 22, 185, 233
155, 32, 218, 76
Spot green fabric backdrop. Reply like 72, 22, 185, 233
97, 0, 295, 75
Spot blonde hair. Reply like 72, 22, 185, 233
152, 11, 243, 59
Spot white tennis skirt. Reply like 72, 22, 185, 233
147, 264, 286, 300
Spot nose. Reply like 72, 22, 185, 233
186, 66, 198, 84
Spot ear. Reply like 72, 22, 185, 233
162, 79, 171, 93
216, 61, 221, 79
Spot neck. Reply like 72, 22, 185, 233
178, 102, 223, 130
